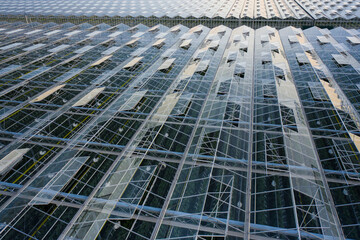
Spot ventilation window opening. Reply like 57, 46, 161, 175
199, 130, 220, 157
152, 38, 166, 49
347, 36, 360, 45
217, 79, 231, 95
271, 48, 279, 54
261, 52, 272, 66
265, 135, 287, 166
101, 46, 121, 56
243, 31, 250, 38
148, 25, 159, 33
334, 62, 345, 68
262, 59, 272, 66
233, 34, 241, 43
78, 38, 92, 46
124, 97, 145, 113
174, 78, 189, 92
180, 39, 192, 50
195, 59, 210, 76
72, 87, 105, 108
280, 105, 298, 131
227, 51, 237, 63
208, 40, 220, 51
170, 26, 181, 33
0, 148, 30, 175
55, 38, 70, 45
127, 26, 138, 33
217, 31, 226, 38
123, 56, 143, 71
239, 46, 248, 53
320, 77, 330, 83
118, 90, 147, 113
234, 62, 246, 78
133, 82, 142, 90
126, 38, 141, 48
158, 58, 175, 73
225, 102, 242, 126
332, 54, 350, 68
317, 35, 330, 45
102, 39, 115, 47
92, 58, 113, 70
288, 35, 299, 44
274, 66, 286, 80
263, 83, 277, 98
276, 74, 285, 81
308, 82, 328, 101
31, 86, 67, 104
296, 53, 310, 66
87, 93, 106, 108
209, 44, 219, 52
171, 93, 193, 116
193, 27, 203, 35
108, 26, 119, 33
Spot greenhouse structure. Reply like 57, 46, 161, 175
0, 0, 359, 240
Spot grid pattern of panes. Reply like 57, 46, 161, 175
0, 21, 359, 240
0, 0, 311, 19
2, 0, 360, 20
